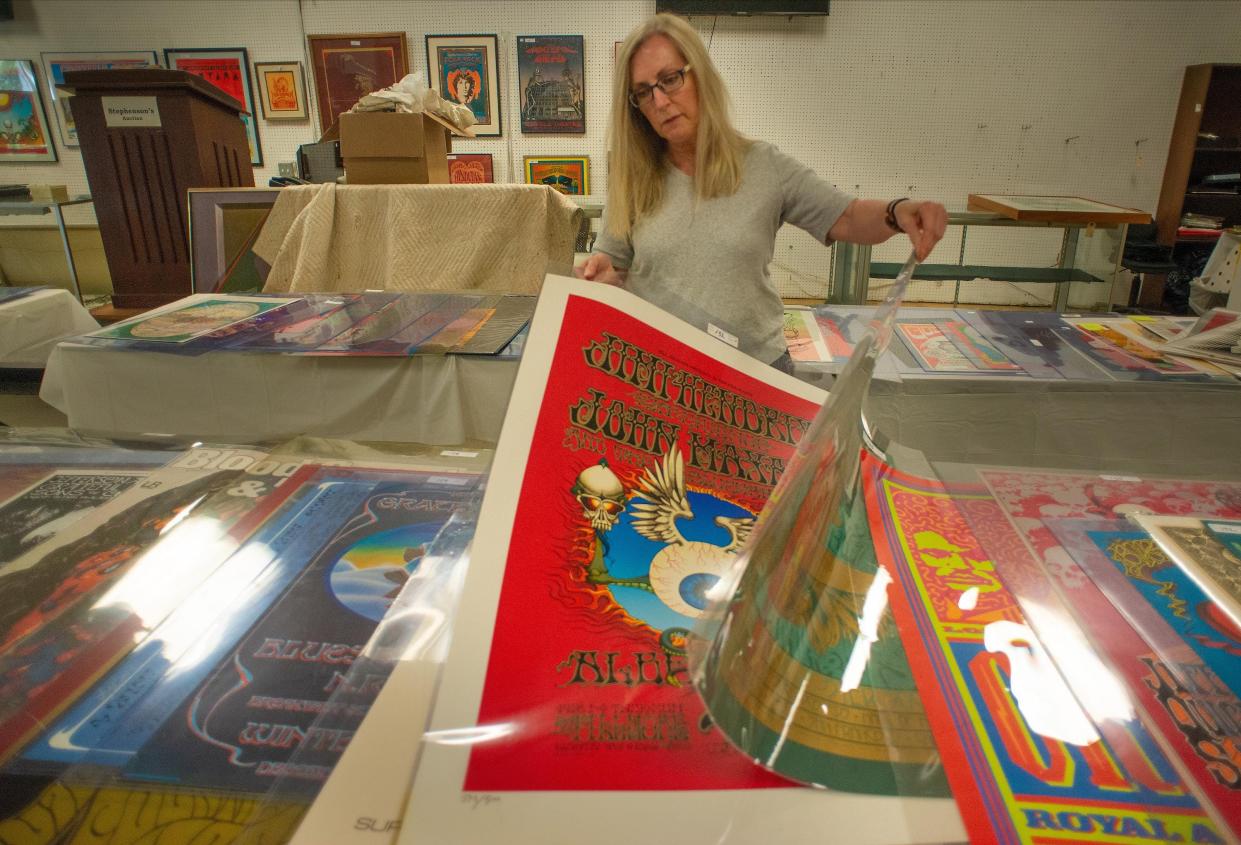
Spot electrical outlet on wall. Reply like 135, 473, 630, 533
278, 162, 296, 177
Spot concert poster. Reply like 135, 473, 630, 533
0, 470, 146, 572
896, 322, 982, 372
13, 461, 326, 771
90, 296, 297, 344
0, 781, 306, 844
958, 311, 1115, 381
1020, 516, 1241, 840
1054, 319, 1215, 381
0, 447, 274, 766
517, 35, 584, 134
307, 33, 407, 134
164, 49, 262, 165
862, 456, 1227, 845
1063, 318, 1229, 379
1133, 515, 1241, 638
941, 320, 1022, 370
125, 474, 479, 793
782, 307, 831, 363
399, 277, 967, 845
446, 153, 494, 184
426, 35, 501, 137
812, 306, 872, 365
0, 60, 56, 162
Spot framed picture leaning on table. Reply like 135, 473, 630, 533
164, 47, 262, 165
254, 61, 308, 121
307, 32, 408, 134
425, 34, 501, 137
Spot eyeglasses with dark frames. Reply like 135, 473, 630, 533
628, 65, 692, 108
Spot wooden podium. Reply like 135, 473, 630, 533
62, 69, 254, 308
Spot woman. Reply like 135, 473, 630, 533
576, 13, 948, 370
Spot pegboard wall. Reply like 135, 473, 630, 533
1, 0, 1238, 306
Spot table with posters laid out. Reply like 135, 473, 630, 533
39, 291, 527, 446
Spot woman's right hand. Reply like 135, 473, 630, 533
574, 253, 625, 286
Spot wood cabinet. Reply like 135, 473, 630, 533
1155, 64, 1241, 246
62, 69, 254, 308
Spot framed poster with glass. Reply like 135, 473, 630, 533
164, 47, 262, 165
254, 61, 308, 121
446, 153, 494, 184
425, 34, 501, 138
524, 156, 588, 195
40, 51, 159, 147
0, 60, 57, 162
517, 35, 584, 134
307, 32, 408, 134
966, 194, 1150, 224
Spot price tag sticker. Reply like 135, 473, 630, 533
707, 323, 739, 348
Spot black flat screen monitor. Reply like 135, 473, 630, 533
656, 0, 829, 15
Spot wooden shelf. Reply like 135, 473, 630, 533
869, 262, 1106, 285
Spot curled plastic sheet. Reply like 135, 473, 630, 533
688, 254, 949, 797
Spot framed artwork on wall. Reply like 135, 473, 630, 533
165, 47, 262, 166
524, 155, 588, 195
254, 61, 308, 121
425, 34, 501, 138
517, 35, 584, 134
0, 60, 57, 162
446, 152, 494, 184
40, 51, 159, 148
307, 32, 408, 134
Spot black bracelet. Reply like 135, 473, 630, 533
885, 197, 909, 232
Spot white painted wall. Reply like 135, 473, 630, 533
1, 0, 1238, 304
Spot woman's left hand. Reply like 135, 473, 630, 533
894, 200, 948, 262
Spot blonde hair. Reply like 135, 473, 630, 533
607, 13, 750, 239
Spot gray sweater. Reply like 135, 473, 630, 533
593, 141, 853, 364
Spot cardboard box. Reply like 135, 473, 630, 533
339, 111, 473, 185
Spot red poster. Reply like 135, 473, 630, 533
446, 153, 493, 184
462, 291, 820, 790
172, 57, 245, 105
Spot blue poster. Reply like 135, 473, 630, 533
122, 475, 477, 792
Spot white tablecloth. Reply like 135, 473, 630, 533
39, 332, 1241, 470
0, 290, 99, 367
41, 344, 519, 445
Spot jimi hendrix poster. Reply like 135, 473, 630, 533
399, 277, 965, 845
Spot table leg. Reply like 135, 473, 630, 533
1054, 227, 1081, 312
829, 241, 871, 305
52, 203, 84, 305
